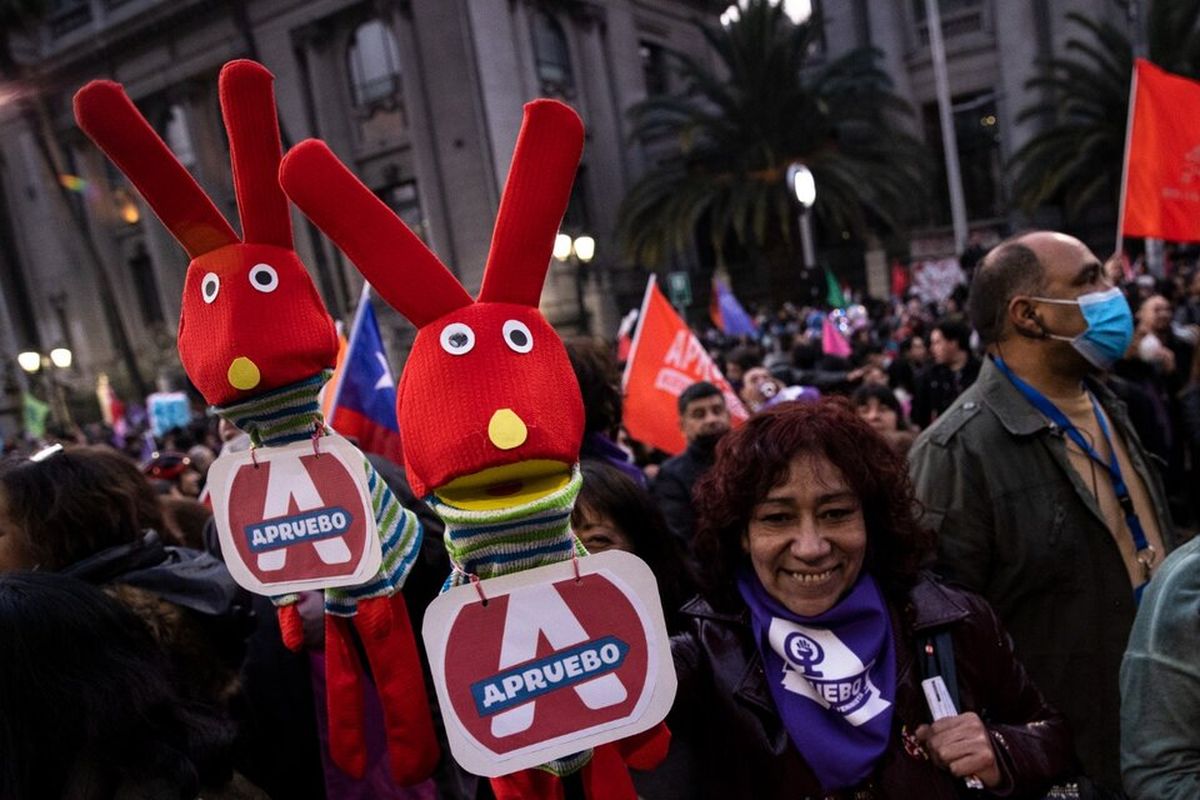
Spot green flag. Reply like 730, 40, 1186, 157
824, 268, 846, 309
23, 393, 49, 438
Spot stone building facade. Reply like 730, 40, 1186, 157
0, 0, 714, 412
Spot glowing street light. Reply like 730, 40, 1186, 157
572, 235, 595, 263
787, 163, 816, 209
721, 0, 812, 26
49, 347, 73, 369
17, 351, 41, 373
786, 161, 817, 271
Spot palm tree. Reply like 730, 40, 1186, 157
616, 0, 930, 302
1008, 1, 1200, 222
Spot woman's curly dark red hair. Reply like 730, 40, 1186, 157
692, 398, 934, 608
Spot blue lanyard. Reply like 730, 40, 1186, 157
992, 356, 1154, 590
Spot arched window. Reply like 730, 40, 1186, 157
163, 105, 196, 169
348, 19, 403, 107
530, 11, 574, 97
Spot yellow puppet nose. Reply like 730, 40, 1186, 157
227, 357, 261, 391
488, 408, 528, 450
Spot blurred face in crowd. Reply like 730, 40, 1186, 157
1137, 295, 1172, 335
724, 360, 745, 386
856, 398, 899, 434
743, 453, 867, 617
740, 367, 784, 410
907, 336, 928, 363
572, 504, 633, 555
930, 329, 959, 366
861, 365, 888, 387
0, 490, 30, 572
681, 394, 731, 445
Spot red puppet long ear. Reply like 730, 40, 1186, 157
219, 60, 292, 249
477, 99, 584, 307
280, 140, 472, 327
73, 81, 239, 257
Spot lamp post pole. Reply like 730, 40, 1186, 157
554, 233, 596, 335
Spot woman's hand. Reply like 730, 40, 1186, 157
914, 712, 1003, 789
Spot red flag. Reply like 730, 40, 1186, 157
1120, 59, 1200, 242
621, 277, 748, 455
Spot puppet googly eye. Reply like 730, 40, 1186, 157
201, 273, 220, 304
440, 322, 475, 355
502, 320, 533, 354
249, 264, 279, 293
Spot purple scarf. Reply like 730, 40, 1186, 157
737, 569, 896, 792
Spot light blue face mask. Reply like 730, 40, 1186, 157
1029, 286, 1134, 369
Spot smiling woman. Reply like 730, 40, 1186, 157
664, 400, 1076, 799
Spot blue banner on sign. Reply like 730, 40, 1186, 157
469, 635, 630, 718
244, 506, 353, 553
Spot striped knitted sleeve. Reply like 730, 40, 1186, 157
323, 457, 424, 616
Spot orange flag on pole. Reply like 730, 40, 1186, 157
1119, 59, 1200, 242
621, 276, 748, 455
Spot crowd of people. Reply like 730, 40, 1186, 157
1, 229, 1198, 799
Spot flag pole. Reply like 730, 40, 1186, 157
1115, 62, 1139, 258
621, 274, 657, 393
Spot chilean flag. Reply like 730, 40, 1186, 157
326, 285, 404, 464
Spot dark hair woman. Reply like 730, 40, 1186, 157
572, 459, 691, 631
671, 400, 1074, 798
0, 572, 246, 799
0, 446, 247, 707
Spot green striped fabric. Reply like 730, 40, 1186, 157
218, 371, 332, 447
215, 373, 421, 615
434, 466, 586, 587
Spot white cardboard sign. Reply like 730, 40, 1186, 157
421, 550, 677, 776
208, 433, 381, 595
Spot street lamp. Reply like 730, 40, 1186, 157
553, 233, 596, 334
15, 348, 74, 428
721, 0, 812, 26
17, 351, 41, 373
786, 162, 817, 270
49, 347, 72, 369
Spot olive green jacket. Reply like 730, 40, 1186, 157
908, 357, 1175, 793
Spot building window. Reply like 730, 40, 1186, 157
562, 165, 591, 231
921, 91, 1002, 224
379, 179, 425, 241
912, 0, 984, 42
348, 19, 403, 107
128, 242, 164, 326
639, 41, 669, 97
531, 10, 574, 97
48, 0, 91, 36
162, 105, 197, 170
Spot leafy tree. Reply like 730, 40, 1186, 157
616, 0, 929, 301
1008, 1, 1200, 221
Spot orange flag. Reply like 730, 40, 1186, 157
621, 276, 748, 455
1120, 59, 1200, 241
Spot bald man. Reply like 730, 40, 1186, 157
908, 231, 1174, 792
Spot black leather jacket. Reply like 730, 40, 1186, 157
667, 575, 1074, 799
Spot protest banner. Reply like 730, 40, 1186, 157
621, 276, 748, 455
